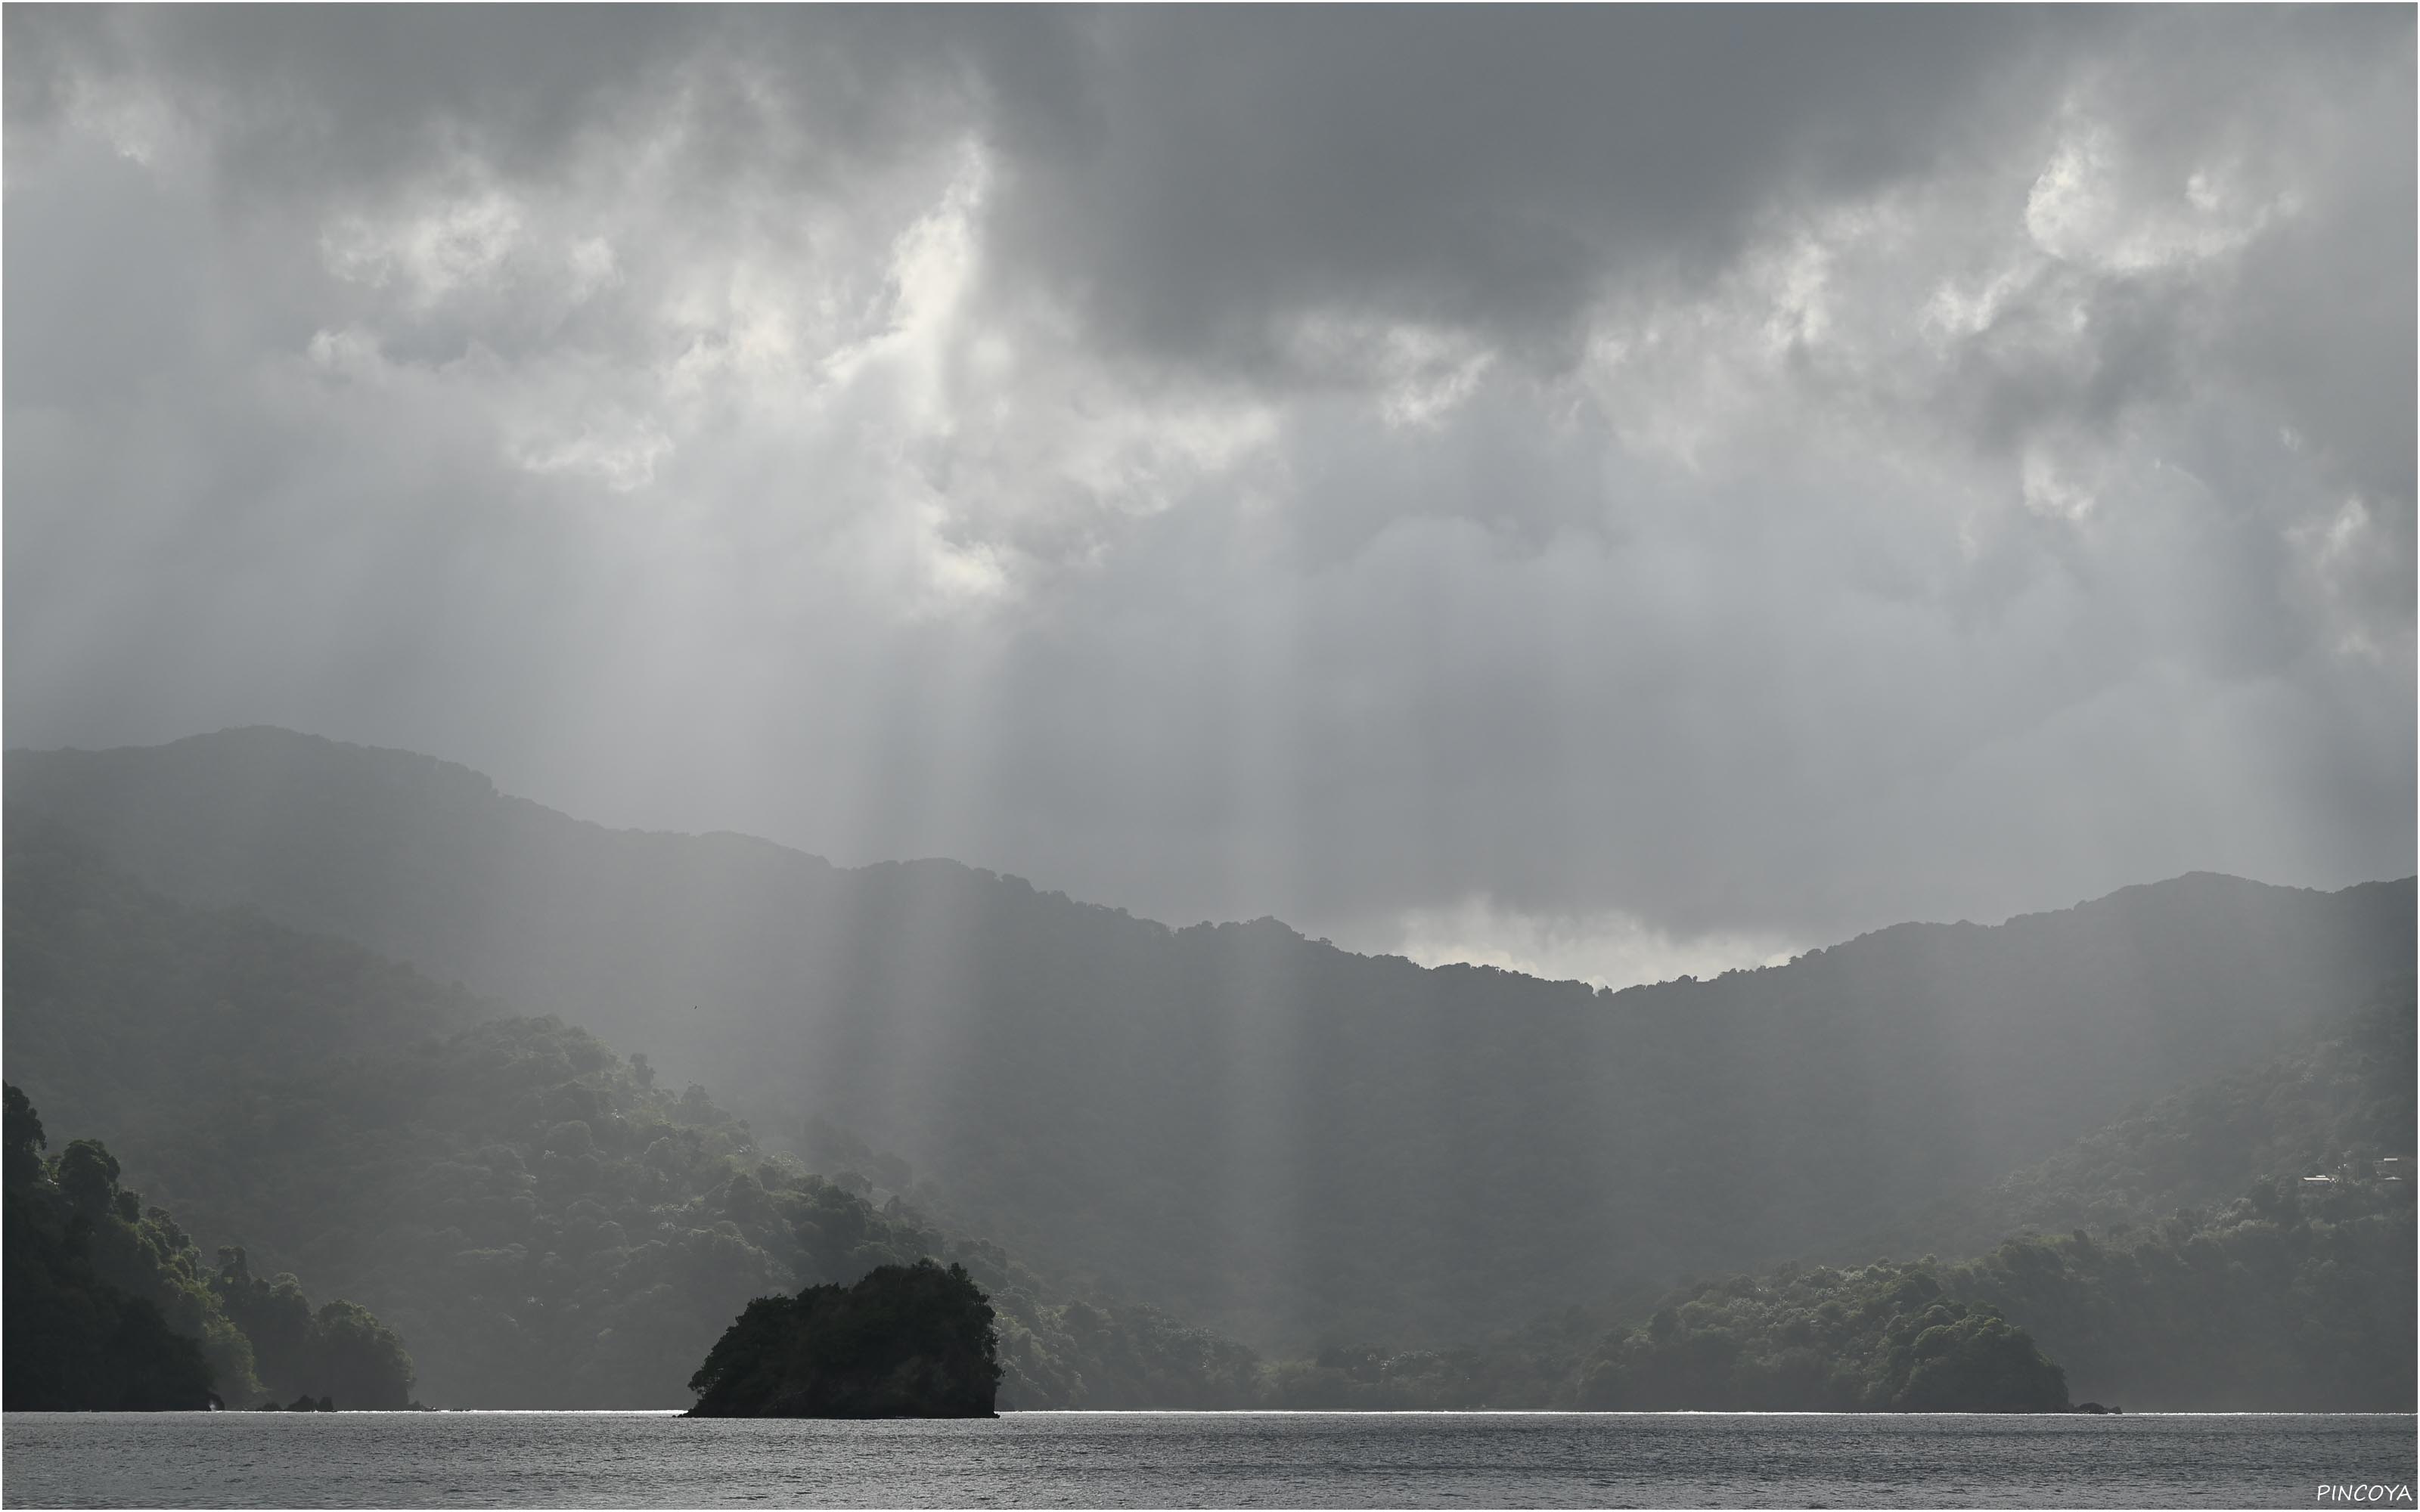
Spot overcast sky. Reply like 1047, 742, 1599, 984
7, 8, 2412, 985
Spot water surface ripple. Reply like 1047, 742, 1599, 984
5, 1410, 2412, 1508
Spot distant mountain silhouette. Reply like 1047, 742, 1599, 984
0, 842, 1267, 1408
11, 727, 2412, 1347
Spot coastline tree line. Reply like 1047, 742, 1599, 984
2, 830, 2409, 1413
11, 727, 2409, 1359
4, 1084, 412, 1410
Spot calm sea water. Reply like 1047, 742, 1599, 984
5, 1411, 2412, 1508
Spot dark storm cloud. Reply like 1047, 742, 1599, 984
5, 6, 2410, 981
974, 7, 2105, 373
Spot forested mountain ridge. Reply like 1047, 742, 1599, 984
1, 842, 1262, 1408
1258, 986, 2416, 1411
1677, 980, 2416, 1411
1878, 976, 2418, 1260
6, 808, 2408, 1411
1555, 1173, 2412, 1413
10, 727, 2412, 1349
1947, 1176, 2413, 1410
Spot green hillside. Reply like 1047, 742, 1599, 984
1950, 1175, 2414, 1410
1884, 978, 2417, 1259
7, 819, 2408, 1410
1257, 990, 2416, 1410
5, 1083, 412, 1411
1, 841, 1258, 1408
9, 728, 2410, 1349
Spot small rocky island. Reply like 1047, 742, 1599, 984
686, 1259, 1002, 1418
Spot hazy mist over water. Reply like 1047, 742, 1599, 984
6, 1413, 2415, 1509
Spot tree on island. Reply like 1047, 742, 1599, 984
687, 1259, 1002, 1418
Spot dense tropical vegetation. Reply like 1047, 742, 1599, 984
12, 727, 2408, 1350
1950, 1176, 2415, 1410
1885, 978, 2418, 1259
1251, 1169, 2414, 1411
4, 1083, 411, 1411
1577, 1263, 2068, 1411
5, 730, 2410, 1411
4, 1083, 217, 1410
1248, 995, 2417, 1411
2, 841, 1260, 1408
213, 1248, 417, 1410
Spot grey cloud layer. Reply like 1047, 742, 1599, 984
6, 8, 2410, 976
